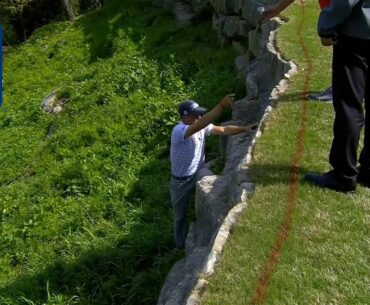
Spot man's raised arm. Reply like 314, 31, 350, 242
183, 94, 235, 139
262, 0, 295, 20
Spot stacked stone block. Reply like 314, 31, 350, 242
156, 1, 293, 304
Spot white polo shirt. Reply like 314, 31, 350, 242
170, 122, 214, 177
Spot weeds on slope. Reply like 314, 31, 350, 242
0, 0, 244, 304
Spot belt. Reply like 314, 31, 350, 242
171, 174, 194, 181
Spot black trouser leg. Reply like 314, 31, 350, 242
329, 35, 369, 181
359, 67, 370, 172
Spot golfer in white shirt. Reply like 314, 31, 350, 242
170, 94, 257, 248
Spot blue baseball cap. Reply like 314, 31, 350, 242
179, 100, 207, 117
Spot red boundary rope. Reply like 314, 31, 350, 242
250, 1, 313, 304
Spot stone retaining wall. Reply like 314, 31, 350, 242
155, 1, 297, 304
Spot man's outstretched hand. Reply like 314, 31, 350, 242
261, 0, 295, 21
244, 122, 259, 133
261, 4, 281, 20
219, 94, 235, 109
320, 36, 336, 46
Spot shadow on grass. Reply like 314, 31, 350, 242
278, 91, 333, 103
77, 0, 244, 102
77, 0, 177, 63
0, 1, 242, 304
250, 162, 309, 186
0, 155, 182, 305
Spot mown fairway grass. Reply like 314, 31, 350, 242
0, 1, 243, 304
202, 1, 370, 304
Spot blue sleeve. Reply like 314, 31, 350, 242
317, 0, 362, 37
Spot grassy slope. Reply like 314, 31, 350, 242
0, 1, 243, 304
202, 0, 370, 304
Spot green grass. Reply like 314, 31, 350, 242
0, 1, 243, 304
201, 0, 370, 304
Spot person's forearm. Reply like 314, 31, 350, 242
221, 125, 248, 136
199, 105, 223, 127
184, 94, 234, 139
262, 0, 295, 20
211, 123, 259, 136
276, 0, 295, 11
186, 104, 224, 135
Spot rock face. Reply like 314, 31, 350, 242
156, 1, 296, 305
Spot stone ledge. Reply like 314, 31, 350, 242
156, 1, 298, 304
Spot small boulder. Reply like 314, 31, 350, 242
40, 91, 67, 114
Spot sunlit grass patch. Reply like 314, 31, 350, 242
202, 1, 370, 304
0, 1, 241, 304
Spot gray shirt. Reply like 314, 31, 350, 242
318, 0, 370, 39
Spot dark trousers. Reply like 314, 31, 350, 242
330, 34, 370, 181
169, 167, 213, 249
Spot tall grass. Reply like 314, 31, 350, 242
0, 1, 243, 304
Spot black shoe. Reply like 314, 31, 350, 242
308, 86, 333, 102
357, 169, 370, 188
304, 170, 356, 193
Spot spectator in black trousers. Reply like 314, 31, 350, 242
262, 0, 334, 103
305, 0, 370, 193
